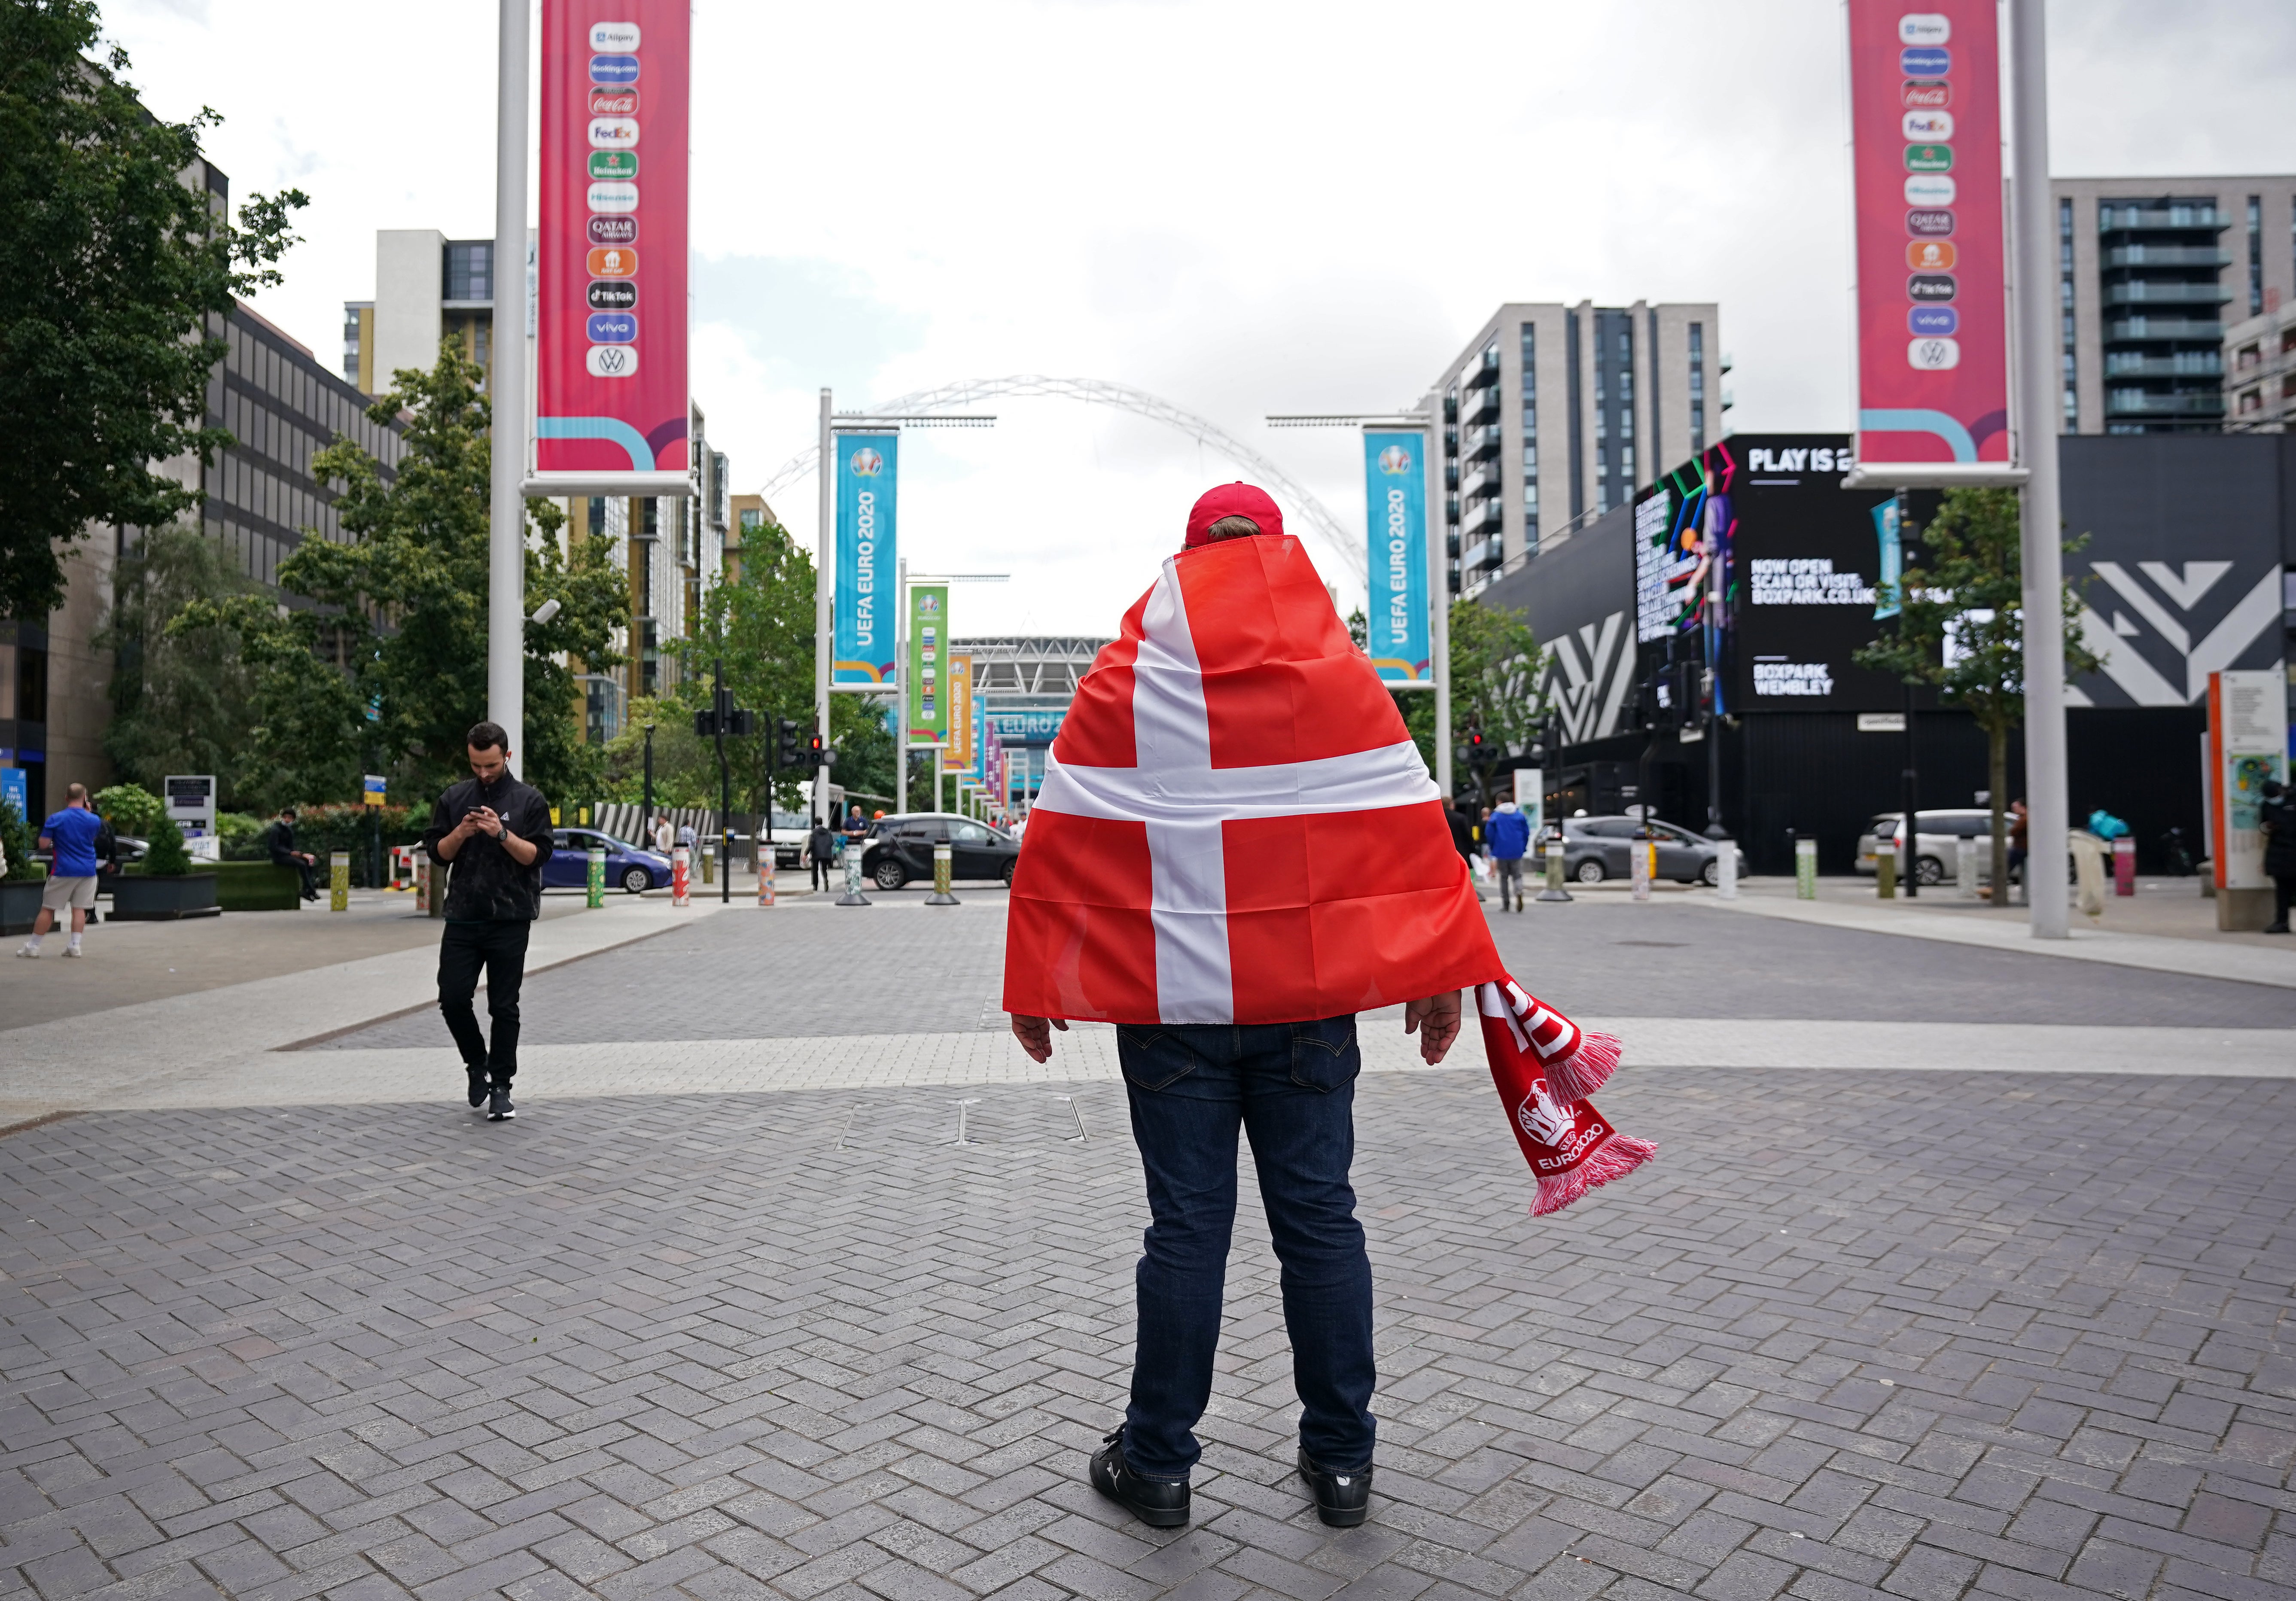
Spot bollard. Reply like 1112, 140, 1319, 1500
1629, 836, 1653, 902
757, 854, 776, 907
1957, 836, 1979, 899
415, 856, 431, 916
1794, 835, 1818, 900
2113, 835, 2135, 896
586, 846, 605, 909
1876, 846, 1897, 899
836, 840, 871, 906
924, 840, 960, 906
701, 847, 714, 887
672, 846, 690, 907
329, 851, 350, 912
1536, 835, 1573, 903
1715, 837, 1737, 901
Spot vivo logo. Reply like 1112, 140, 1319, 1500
1908, 305, 1959, 336
586, 344, 639, 378
589, 21, 640, 51
1902, 110, 1954, 140
1898, 13, 1949, 45
586, 311, 637, 343
1903, 174, 1957, 205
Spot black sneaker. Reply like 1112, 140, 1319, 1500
1297, 1448, 1372, 1528
487, 1086, 516, 1121
1089, 1432, 1188, 1528
467, 1069, 490, 1111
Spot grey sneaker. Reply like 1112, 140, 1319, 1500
487, 1086, 516, 1121
61, 946, 82, 959
14, 945, 38, 959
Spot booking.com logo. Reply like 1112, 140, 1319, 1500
1377, 445, 1413, 475
850, 447, 884, 476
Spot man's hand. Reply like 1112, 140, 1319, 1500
1009, 1014, 1069, 1063
1402, 989, 1465, 1066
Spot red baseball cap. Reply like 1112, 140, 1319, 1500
1184, 482, 1285, 548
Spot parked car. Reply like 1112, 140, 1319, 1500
704, 812, 814, 870
1854, 809, 1996, 885
542, 828, 672, 894
1549, 815, 1748, 887
861, 813, 1021, 889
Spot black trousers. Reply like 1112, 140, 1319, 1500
278, 857, 319, 896
2275, 874, 2295, 926
811, 856, 831, 891
438, 919, 532, 1080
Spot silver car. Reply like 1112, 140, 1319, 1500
1855, 808, 1999, 885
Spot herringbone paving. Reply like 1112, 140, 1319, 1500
0, 1066, 2290, 1601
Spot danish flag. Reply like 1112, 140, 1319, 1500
1001, 530, 1651, 1215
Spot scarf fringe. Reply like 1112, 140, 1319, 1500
1541, 1031, 1621, 1107
1530, 1134, 1658, 1217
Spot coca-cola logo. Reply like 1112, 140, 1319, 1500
589, 86, 638, 116
1901, 78, 1950, 109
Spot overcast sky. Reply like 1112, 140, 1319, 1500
104, 0, 2296, 634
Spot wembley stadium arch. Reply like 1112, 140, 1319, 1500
755, 375, 1366, 584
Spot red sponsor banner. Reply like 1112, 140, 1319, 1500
1848, 1, 2011, 467
536, 2, 690, 484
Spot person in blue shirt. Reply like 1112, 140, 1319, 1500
18, 783, 107, 958
1485, 799, 1532, 913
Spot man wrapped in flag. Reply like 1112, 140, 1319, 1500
1005, 483, 1652, 1530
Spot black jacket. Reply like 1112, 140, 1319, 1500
267, 819, 299, 865
809, 825, 835, 863
2264, 794, 2296, 879
421, 773, 554, 920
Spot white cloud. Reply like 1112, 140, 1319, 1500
100, 0, 2296, 633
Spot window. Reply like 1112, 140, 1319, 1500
1688, 322, 1706, 454
2058, 198, 2077, 432
443, 241, 493, 302
1518, 321, 1538, 547
2249, 196, 2264, 316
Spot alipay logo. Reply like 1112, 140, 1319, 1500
1377, 445, 1413, 475
1897, 13, 1949, 45
850, 447, 885, 477
589, 21, 640, 50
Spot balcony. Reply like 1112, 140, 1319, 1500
2105, 317, 2223, 342
2103, 245, 2232, 270
2098, 204, 2226, 234
1458, 463, 1500, 502
1462, 496, 1503, 536
2105, 390, 2226, 417
1459, 387, 1501, 426
2103, 353, 2221, 377
2103, 280, 2230, 307
1462, 535, 1504, 572
1463, 347, 1501, 390
1462, 424, 1503, 461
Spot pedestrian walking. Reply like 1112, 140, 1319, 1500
1486, 798, 1531, 912
2262, 779, 2296, 934
676, 820, 697, 853
267, 807, 321, 901
17, 783, 103, 959
807, 816, 835, 892
2008, 798, 2029, 898
651, 813, 675, 855
420, 722, 553, 1121
1005, 484, 1647, 1532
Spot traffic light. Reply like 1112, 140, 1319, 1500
776, 718, 803, 770
693, 709, 718, 738
1465, 724, 1489, 771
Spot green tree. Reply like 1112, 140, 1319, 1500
90, 782, 164, 837
1854, 486, 2099, 892
0, 0, 305, 618
97, 526, 257, 802
1393, 600, 1545, 806
0, 801, 41, 881
183, 341, 625, 808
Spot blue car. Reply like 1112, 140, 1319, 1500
543, 828, 671, 895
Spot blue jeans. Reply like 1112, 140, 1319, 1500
1117, 1017, 1376, 1481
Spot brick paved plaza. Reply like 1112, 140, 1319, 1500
3, 893, 2296, 1601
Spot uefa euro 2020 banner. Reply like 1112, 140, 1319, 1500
906, 584, 948, 744
1362, 429, 1431, 685
835, 432, 898, 684
1848, 2, 2011, 472
533, 2, 691, 490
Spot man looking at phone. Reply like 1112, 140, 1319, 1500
421, 721, 554, 1120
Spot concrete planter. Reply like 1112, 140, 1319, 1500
0, 879, 43, 936
111, 872, 221, 921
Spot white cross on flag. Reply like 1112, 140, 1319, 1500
1003, 534, 1496, 1025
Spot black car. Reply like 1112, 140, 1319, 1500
861, 813, 1020, 889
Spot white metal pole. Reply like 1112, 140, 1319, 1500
487, 0, 530, 760
2009, 0, 2068, 939
1425, 410, 1451, 798
815, 389, 833, 825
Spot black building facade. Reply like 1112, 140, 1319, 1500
1477, 433, 2296, 874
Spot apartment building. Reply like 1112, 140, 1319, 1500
1424, 301, 1724, 595
2223, 299, 2296, 433
2052, 177, 2296, 434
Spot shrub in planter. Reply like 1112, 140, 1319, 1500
0, 800, 42, 935
114, 816, 219, 921
93, 784, 167, 839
